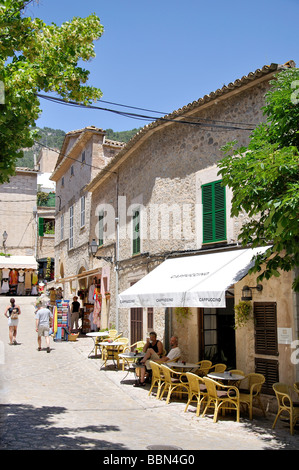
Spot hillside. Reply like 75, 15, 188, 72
19, 126, 141, 168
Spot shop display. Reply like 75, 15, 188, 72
53, 299, 70, 341
0, 268, 42, 296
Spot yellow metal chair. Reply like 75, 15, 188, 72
294, 382, 299, 397
272, 383, 299, 435
184, 372, 207, 417
202, 377, 240, 423
148, 361, 163, 399
159, 364, 189, 404
239, 373, 266, 420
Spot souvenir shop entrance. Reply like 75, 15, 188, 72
0, 256, 38, 296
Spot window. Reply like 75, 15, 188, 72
69, 205, 74, 249
71, 165, 74, 176
147, 307, 154, 330
254, 302, 278, 395
202, 180, 226, 243
80, 196, 85, 228
98, 211, 104, 247
132, 209, 140, 255
82, 151, 86, 163
254, 302, 278, 356
61, 214, 64, 240
61, 177, 64, 187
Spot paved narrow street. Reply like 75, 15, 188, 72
0, 296, 297, 452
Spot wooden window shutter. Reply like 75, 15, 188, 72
255, 358, 279, 395
202, 180, 226, 243
38, 217, 44, 236
132, 209, 140, 255
254, 302, 278, 356
98, 213, 104, 247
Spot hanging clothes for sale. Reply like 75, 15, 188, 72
1, 280, 9, 293
2, 268, 10, 280
25, 270, 32, 290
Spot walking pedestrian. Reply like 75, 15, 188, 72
4, 298, 21, 345
70, 296, 80, 331
35, 299, 53, 353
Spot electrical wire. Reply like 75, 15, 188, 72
36, 93, 256, 132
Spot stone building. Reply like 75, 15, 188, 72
50, 126, 124, 305
0, 167, 38, 294
36, 148, 58, 281
0, 167, 38, 257
86, 61, 298, 399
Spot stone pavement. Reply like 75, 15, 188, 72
0, 296, 298, 452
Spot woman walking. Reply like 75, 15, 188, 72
4, 298, 21, 345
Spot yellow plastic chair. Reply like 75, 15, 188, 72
159, 364, 189, 404
202, 377, 240, 423
239, 373, 266, 420
272, 383, 299, 435
184, 372, 207, 417
209, 363, 227, 373
148, 361, 163, 399
193, 360, 212, 376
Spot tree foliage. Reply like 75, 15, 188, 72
0, 0, 103, 182
218, 67, 299, 291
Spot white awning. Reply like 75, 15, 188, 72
0, 256, 38, 270
118, 246, 269, 308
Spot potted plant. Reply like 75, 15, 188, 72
234, 301, 252, 329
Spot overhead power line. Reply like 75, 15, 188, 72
36, 93, 256, 132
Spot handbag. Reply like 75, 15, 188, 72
10, 307, 19, 319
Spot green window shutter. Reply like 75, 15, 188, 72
38, 217, 44, 236
99, 213, 104, 247
202, 180, 226, 243
133, 210, 140, 255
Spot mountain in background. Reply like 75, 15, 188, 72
19, 126, 141, 168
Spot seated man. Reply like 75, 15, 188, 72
134, 335, 181, 387
143, 331, 163, 357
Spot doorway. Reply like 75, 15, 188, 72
198, 297, 236, 368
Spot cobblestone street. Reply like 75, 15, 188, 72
0, 297, 298, 452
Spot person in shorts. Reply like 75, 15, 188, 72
4, 298, 21, 345
35, 300, 53, 353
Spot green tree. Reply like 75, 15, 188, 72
218, 67, 299, 291
0, 0, 103, 182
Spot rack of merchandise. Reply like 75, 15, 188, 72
53, 299, 70, 341
82, 303, 94, 334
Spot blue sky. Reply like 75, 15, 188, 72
27, 0, 299, 133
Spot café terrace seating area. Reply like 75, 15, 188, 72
88, 330, 299, 435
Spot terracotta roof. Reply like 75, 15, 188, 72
87, 60, 296, 192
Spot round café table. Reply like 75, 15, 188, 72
86, 331, 109, 357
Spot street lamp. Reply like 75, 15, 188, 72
88, 239, 113, 263
241, 284, 263, 301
